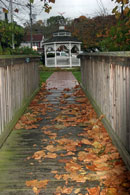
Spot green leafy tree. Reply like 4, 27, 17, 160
0, 21, 24, 49
99, 0, 130, 51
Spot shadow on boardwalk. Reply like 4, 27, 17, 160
0, 72, 130, 195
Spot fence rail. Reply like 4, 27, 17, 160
79, 52, 130, 169
0, 56, 39, 147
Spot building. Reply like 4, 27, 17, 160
43, 25, 82, 68
20, 34, 44, 53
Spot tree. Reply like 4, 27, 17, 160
112, 0, 130, 19
0, 0, 55, 13
24, 20, 45, 34
29, 0, 55, 13
67, 15, 116, 51
99, 0, 130, 51
0, 21, 24, 49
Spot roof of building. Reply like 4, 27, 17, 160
53, 29, 70, 34
23, 34, 44, 42
43, 36, 81, 44
43, 25, 81, 44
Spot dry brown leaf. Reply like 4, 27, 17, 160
45, 152, 57, 159
51, 170, 58, 174
86, 186, 100, 195
32, 150, 45, 160
81, 139, 92, 145
74, 188, 81, 194
33, 186, 40, 195
65, 161, 82, 172
55, 174, 62, 180
25, 124, 39, 129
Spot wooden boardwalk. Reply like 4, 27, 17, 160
0, 72, 129, 195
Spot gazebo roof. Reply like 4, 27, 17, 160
43, 25, 81, 44
43, 36, 81, 44
53, 29, 70, 33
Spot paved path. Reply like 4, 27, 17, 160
0, 72, 129, 195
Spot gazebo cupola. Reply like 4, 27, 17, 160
43, 22, 82, 68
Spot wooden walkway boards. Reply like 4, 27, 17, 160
0, 72, 129, 195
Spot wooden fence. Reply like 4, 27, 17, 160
79, 52, 130, 169
0, 56, 39, 147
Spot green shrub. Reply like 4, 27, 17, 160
11, 47, 39, 55
0, 47, 39, 55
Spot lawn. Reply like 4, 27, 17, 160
72, 71, 81, 83
40, 71, 53, 85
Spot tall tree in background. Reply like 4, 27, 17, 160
67, 15, 116, 51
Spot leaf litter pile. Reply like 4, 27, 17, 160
15, 82, 130, 195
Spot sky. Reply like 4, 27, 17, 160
11, 0, 117, 25
36, 0, 116, 21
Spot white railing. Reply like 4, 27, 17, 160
46, 56, 80, 67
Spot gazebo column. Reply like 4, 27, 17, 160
69, 42, 72, 67
78, 44, 81, 66
54, 43, 57, 67
44, 45, 47, 67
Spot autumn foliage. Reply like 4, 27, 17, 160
67, 15, 116, 51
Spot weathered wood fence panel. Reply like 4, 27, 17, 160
0, 56, 39, 147
80, 53, 130, 169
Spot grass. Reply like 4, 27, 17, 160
39, 65, 81, 85
72, 71, 81, 83
39, 71, 53, 85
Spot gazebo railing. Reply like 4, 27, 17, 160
46, 58, 55, 67
46, 57, 80, 67
57, 57, 70, 66
72, 57, 80, 66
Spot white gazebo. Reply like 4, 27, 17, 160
43, 25, 82, 67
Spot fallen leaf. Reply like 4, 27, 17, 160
32, 150, 45, 160
45, 152, 57, 159
81, 139, 92, 145
74, 188, 81, 194
86, 186, 100, 195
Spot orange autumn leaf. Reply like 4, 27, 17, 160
32, 186, 40, 195
15, 122, 23, 129
62, 186, 73, 194
55, 174, 62, 180
65, 161, 82, 172
26, 179, 49, 190
32, 150, 45, 160
76, 98, 88, 103
26, 180, 37, 187
45, 152, 57, 159
51, 170, 58, 174
56, 186, 73, 194
46, 145, 56, 152
81, 138, 92, 145
25, 124, 39, 129
78, 151, 98, 162
74, 188, 81, 194
86, 186, 100, 195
